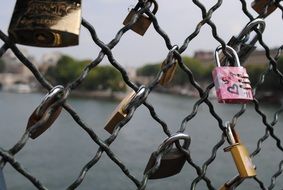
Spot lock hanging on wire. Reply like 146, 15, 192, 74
144, 133, 191, 179
104, 86, 148, 134
227, 18, 266, 64
8, 0, 82, 47
212, 45, 253, 104
123, 0, 158, 36
251, 0, 278, 17
26, 85, 65, 139
159, 45, 178, 86
223, 122, 256, 178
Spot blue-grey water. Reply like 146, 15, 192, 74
0, 91, 282, 190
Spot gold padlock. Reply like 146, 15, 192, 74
219, 184, 229, 190
251, 0, 277, 17
123, 0, 158, 36
8, 0, 82, 47
224, 123, 256, 178
218, 175, 241, 190
104, 91, 136, 134
160, 46, 178, 86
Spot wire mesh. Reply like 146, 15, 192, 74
0, 0, 283, 189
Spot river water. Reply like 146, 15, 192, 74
0, 91, 282, 190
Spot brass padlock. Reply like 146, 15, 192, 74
218, 175, 241, 190
0, 168, 7, 190
123, 0, 158, 36
160, 45, 178, 86
104, 91, 137, 134
251, 0, 277, 17
26, 86, 65, 139
144, 133, 191, 179
8, 0, 82, 47
224, 123, 256, 178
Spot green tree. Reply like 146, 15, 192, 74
0, 59, 5, 73
136, 64, 160, 77
46, 55, 125, 91
83, 66, 126, 91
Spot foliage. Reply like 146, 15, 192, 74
136, 64, 160, 77
136, 56, 214, 86
245, 57, 283, 92
0, 59, 5, 73
46, 55, 126, 92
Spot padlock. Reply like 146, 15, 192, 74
144, 133, 191, 179
8, 0, 82, 47
212, 45, 253, 104
0, 168, 7, 190
104, 90, 136, 134
26, 85, 65, 139
224, 123, 256, 178
218, 175, 241, 190
160, 46, 178, 86
251, 0, 277, 17
123, 0, 158, 36
227, 18, 265, 64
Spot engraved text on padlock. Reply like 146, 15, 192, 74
8, 0, 82, 47
212, 45, 253, 104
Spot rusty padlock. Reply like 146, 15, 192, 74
8, 0, 82, 47
123, 0, 158, 36
26, 85, 65, 139
212, 45, 253, 104
160, 45, 178, 86
144, 133, 191, 179
224, 123, 256, 178
0, 168, 7, 190
251, 0, 277, 17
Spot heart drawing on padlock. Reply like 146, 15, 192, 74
227, 84, 239, 95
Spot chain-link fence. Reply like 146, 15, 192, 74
0, 0, 283, 189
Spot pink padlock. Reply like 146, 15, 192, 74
212, 45, 253, 104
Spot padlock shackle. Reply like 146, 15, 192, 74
225, 122, 241, 145
157, 133, 191, 154
133, 0, 158, 14
148, 0, 159, 14
122, 86, 148, 113
215, 45, 241, 67
35, 85, 65, 116
165, 45, 178, 65
236, 18, 265, 44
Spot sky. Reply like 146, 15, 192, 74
0, 0, 282, 67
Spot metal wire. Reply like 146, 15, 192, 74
0, 0, 283, 189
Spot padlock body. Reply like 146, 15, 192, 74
27, 105, 62, 139
123, 10, 152, 36
219, 184, 229, 190
212, 67, 253, 104
0, 169, 7, 190
144, 149, 186, 179
160, 60, 177, 86
8, 0, 82, 47
224, 143, 256, 178
104, 91, 136, 134
251, 0, 277, 16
